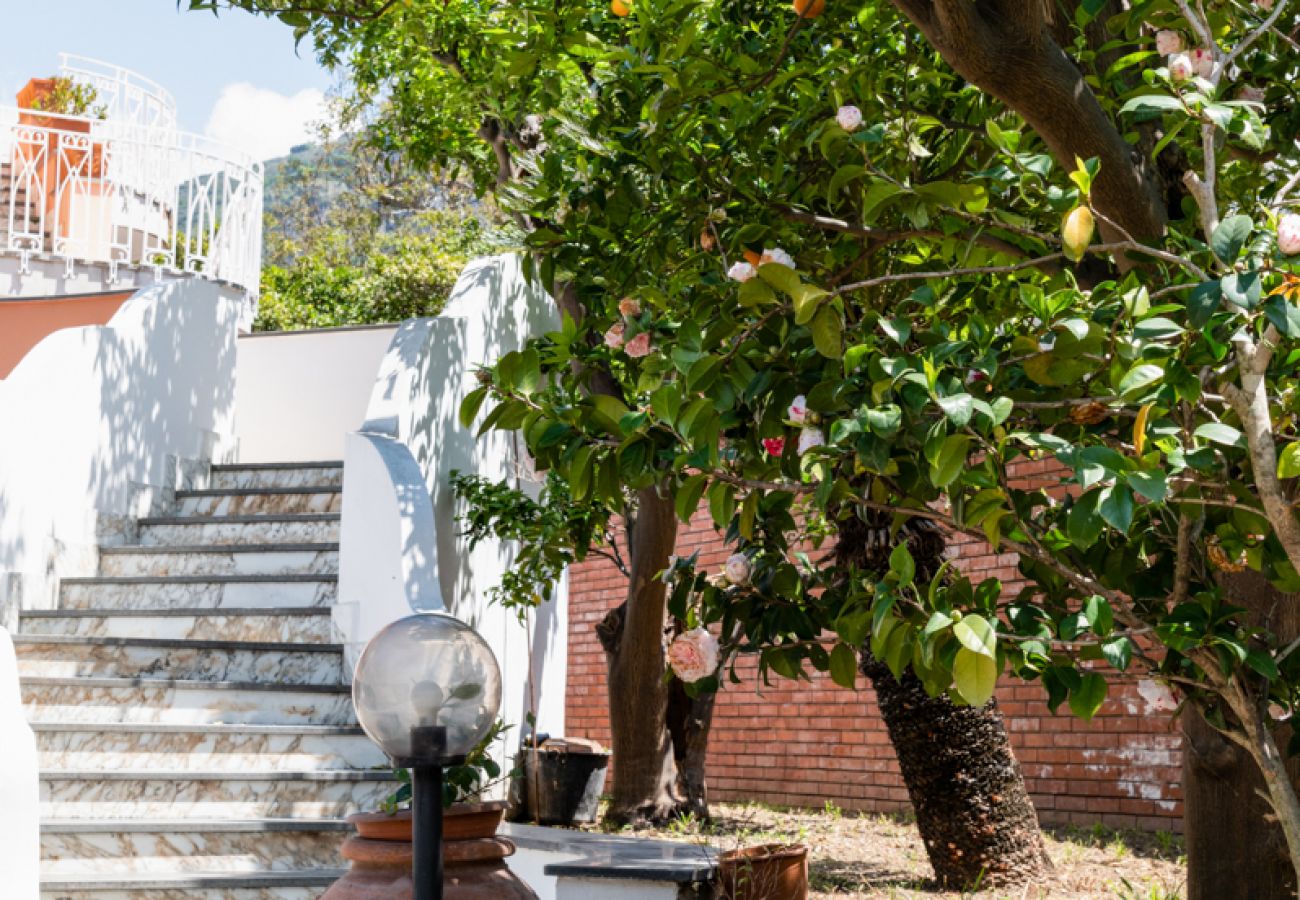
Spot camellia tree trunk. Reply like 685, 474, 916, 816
839, 511, 1052, 887
595, 486, 684, 825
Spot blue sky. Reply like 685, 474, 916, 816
1, 1, 336, 161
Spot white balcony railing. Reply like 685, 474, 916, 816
0, 105, 263, 295
58, 54, 178, 133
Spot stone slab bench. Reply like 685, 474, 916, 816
502, 822, 717, 899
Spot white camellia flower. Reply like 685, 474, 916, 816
787, 394, 808, 424
1277, 214, 1300, 256
1190, 47, 1215, 79
836, 105, 863, 132
760, 247, 796, 269
1155, 29, 1184, 55
727, 261, 757, 282
666, 628, 720, 683
724, 554, 752, 586
1168, 53, 1194, 81
1137, 679, 1179, 713
797, 426, 825, 455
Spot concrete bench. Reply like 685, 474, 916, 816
502, 823, 717, 899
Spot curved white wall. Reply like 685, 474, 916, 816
337, 254, 568, 756
0, 279, 243, 623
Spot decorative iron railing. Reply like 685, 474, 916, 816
0, 102, 262, 294
57, 54, 178, 133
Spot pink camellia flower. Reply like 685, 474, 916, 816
1278, 213, 1300, 256
618, 297, 642, 317
1259, 0, 1274, 10
761, 436, 786, 457
604, 322, 626, 349
797, 425, 825, 455
836, 105, 864, 132
1168, 53, 1193, 81
1190, 47, 1215, 79
787, 394, 808, 424
624, 331, 653, 358
727, 261, 756, 282
760, 247, 796, 269
724, 554, 752, 585
965, 369, 988, 385
667, 628, 720, 683
1137, 679, 1179, 713
1155, 29, 1183, 55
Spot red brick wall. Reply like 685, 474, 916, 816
566, 495, 1184, 832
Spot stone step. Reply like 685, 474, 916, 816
176, 487, 342, 517
33, 723, 384, 771
136, 514, 340, 546
22, 676, 355, 726
98, 544, 339, 577
41, 818, 350, 878
59, 575, 337, 611
209, 461, 344, 490
13, 635, 344, 685
20, 607, 335, 643
41, 770, 396, 819
40, 868, 346, 899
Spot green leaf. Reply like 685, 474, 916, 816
675, 475, 708, 522
938, 393, 974, 427
738, 278, 776, 308
1119, 94, 1186, 115
792, 283, 828, 324
757, 262, 802, 298
1101, 636, 1132, 671
590, 394, 631, 435
1278, 442, 1300, 480
1083, 595, 1114, 638
930, 434, 971, 488
1264, 296, 1300, 337
923, 611, 953, 638
865, 405, 902, 438
1246, 647, 1279, 680
890, 543, 916, 587
829, 642, 858, 689
1098, 483, 1135, 532
953, 647, 998, 706
1211, 215, 1253, 262
1068, 673, 1108, 720
1118, 363, 1164, 397
1133, 317, 1184, 340
1195, 423, 1246, 448
1128, 469, 1169, 502
1222, 271, 1263, 310
953, 614, 996, 658
1187, 280, 1222, 328
459, 387, 488, 428
810, 307, 843, 359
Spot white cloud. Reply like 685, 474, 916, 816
204, 83, 327, 162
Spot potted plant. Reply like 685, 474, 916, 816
324, 720, 537, 899
717, 842, 809, 900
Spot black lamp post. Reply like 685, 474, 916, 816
351, 613, 503, 900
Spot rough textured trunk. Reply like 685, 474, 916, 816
596, 486, 681, 826
838, 512, 1051, 888
861, 655, 1051, 888
666, 680, 717, 819
1182, 571, 1300, 899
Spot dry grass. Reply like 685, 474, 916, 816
590, 801, 1186, 899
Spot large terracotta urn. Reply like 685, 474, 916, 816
322, 800, 537, 899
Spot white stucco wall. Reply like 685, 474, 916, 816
233, 325, 399, 463
337, 254, 568, 761
0, 279, 243, 623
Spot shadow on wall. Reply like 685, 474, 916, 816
340, 254, 566, 744
0, 280, 241, 623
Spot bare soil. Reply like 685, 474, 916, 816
591, 801, 1186, 899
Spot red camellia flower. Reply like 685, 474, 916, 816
762, 437, 786, 456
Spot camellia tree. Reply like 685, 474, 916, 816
198, 0, 1300, 892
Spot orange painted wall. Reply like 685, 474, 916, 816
0, 292, 132, 378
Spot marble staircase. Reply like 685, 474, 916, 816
15, 461, 393, 899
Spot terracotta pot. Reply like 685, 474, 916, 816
717, 843, 809, 900
322, 800, 536, 899
350, 801, 507, 842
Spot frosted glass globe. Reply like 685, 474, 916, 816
352, 613, 502, 762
